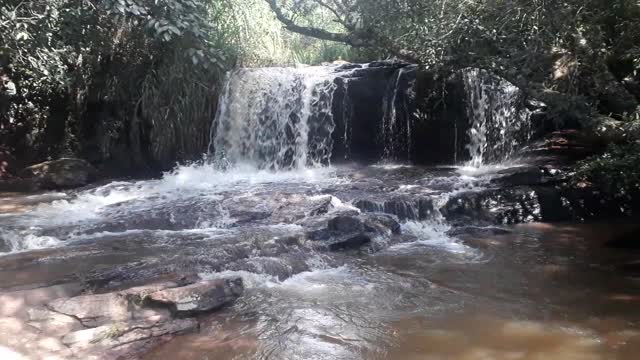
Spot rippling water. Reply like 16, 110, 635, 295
1, 163, 639, 359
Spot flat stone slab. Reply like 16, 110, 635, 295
145, 278, 244, 314
0, 282, 83, 318
62, 318, 198, 358
46, 282, 180, 327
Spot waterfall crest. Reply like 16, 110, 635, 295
209, 64, 534, 170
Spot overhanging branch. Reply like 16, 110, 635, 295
265, 0, 353, 44
264, 0, 421, 64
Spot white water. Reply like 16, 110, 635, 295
0, 65, 530, 256
0, 164, 342, 253
381, 66, 415, 161
210, 66, 347, 170
463, 68, 533, 167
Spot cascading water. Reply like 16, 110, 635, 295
463, 68, 533, 167
209, 66, 341, 170
381, 65, 417, 161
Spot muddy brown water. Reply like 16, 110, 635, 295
142, 223, 640, 360
1, 165, 639, 359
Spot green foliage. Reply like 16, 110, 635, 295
0, 0, 236, 168
574, 141, 640, 196
222, 0, 354, 66
269, 1, 640, 92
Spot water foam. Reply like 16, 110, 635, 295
463, 68, 532, 167
0, 164, 341, 254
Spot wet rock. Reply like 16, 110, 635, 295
62, 318, 198, 358
308, 196, 333, 216
328, 215, 364, 233
230, 210, 272, 225
0, 237, 11, 253
0, 178, 39, 192
20, 158, 97, 189
314, 214, 400, 251
354, 197, 435, 220
328, 233, 371, 251
353, 199, 384, 214
144, 278, 244, 314
490, 166, 547, 187
380, 199, 419, 220
442, 183, 640, 226
586, 116, 627, 144
330, 62, 414, 162
448, 226, 513, 238
442, 187, 545, 225
364, 214, 401, 235
224, 255, 309, 280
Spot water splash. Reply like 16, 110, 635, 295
463, 68, 532, 167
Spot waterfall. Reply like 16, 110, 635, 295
381, 65, 417, 161
209, 66, 340, 170
462, 69, 533, 167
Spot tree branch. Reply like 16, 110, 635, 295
316, 0, 354, 30
264, 0, 421, 64
265, 0, 353, 44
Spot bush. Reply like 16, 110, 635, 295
574, 141, 640, 196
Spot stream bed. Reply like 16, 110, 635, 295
1, 163, 640, 359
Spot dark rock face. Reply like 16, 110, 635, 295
410, 71, 471, 164
442, 186, 551, 225
20, 158, 97, 189
330, 61, 414, 162
328, 215, 365, 233
311, 214, 401, 251
328, 64, 545, 165
442, 181, 640, 226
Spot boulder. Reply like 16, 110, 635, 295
441, 187, 546, 225
363, 214, 402, 235
144, 278, 244, 314
328, 215, 364, 233
20, 158, 97, 189
308, 196, 333, 216
312, 214, 401, 251
328, 233, 371, 251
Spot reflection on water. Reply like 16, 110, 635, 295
146, 223, 640, 360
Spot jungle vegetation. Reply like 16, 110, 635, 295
1, 0, 639, 183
